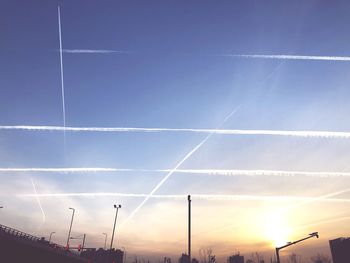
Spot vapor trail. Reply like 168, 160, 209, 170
2, 168, 350, 178
173, 169, 350, 178
18, 192, 350, 203
229, 54, 350, 62
280, 188, 350, 214
120, 134, 214, 226
120, 106, 242, 227
297, 215, 350, 230
58, 6, 66, 129
0, 168, 144, 173
2, 125, 350, 139
30, 178, 46, 223
62, 49, 132, 54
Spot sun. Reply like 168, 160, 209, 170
262, 211, 291, 247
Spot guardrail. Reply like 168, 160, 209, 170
0, 223, 80, 257
0, 223, 40, 242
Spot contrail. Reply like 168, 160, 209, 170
18, 192, 350, 203
30, 178, 46, 224
120, 106, 242, 227
297, 215, 350, 230
281, 188, 350, 213
2, 167, 350, 178
57, 6, 66, 129
174, 169, 350, 178
62, 49, 132, 54
0, 168, 142, 173
2, 125, 350, 139
229, 54, 350, 62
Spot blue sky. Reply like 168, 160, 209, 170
1, 0, 350, 261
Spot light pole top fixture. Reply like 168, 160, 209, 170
309, 232, 319, 238
114, 204, 121, 208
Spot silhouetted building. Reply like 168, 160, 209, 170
227, 253, 244, 263
178, 254, 199, 263
81, 248, 124, 263
329, 237, 350, 263
179, 253, 190, 263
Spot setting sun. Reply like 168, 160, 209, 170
262, 211, 291, 248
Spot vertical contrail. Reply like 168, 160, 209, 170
120, 105, 242, 227
30, 178, 46, 224
58, 6, 66, 130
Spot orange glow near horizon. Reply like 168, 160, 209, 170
262, 210, 292, 248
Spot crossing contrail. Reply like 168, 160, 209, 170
228, 54, 350, 62
2, 168, 350, 178
62, 49, 132, 54
30, 178, 46, 224
57, 6, 66, 129
120, 133, 215, 226
120, 105, 242, 227
1, 125, 350, 138
18, 192, 350, 203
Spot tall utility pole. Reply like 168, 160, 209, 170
275, 232, 319, 263
110, 204, 121, 250
188, 195, 191, 263
66, 207, 75, 249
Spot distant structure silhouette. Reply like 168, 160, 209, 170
178, 253, 199, 263
179, 253, 190, 263
227, 253, 244, 263
81, 248, 124, 263
329, 237, 350, 263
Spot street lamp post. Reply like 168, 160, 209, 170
66, 207, 75, 248
110, 204, 121, 250
275, 232, 319, 263
49, 231, 55, 243
82, 234, 86, 252
102, 233, 108, 249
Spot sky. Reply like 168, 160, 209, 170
1, 0, 350, 262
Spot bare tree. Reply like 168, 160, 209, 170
310, 254, 331, 263
287, 253, 302, 263
199, 248, 216, 263
246, 252, 265, 263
